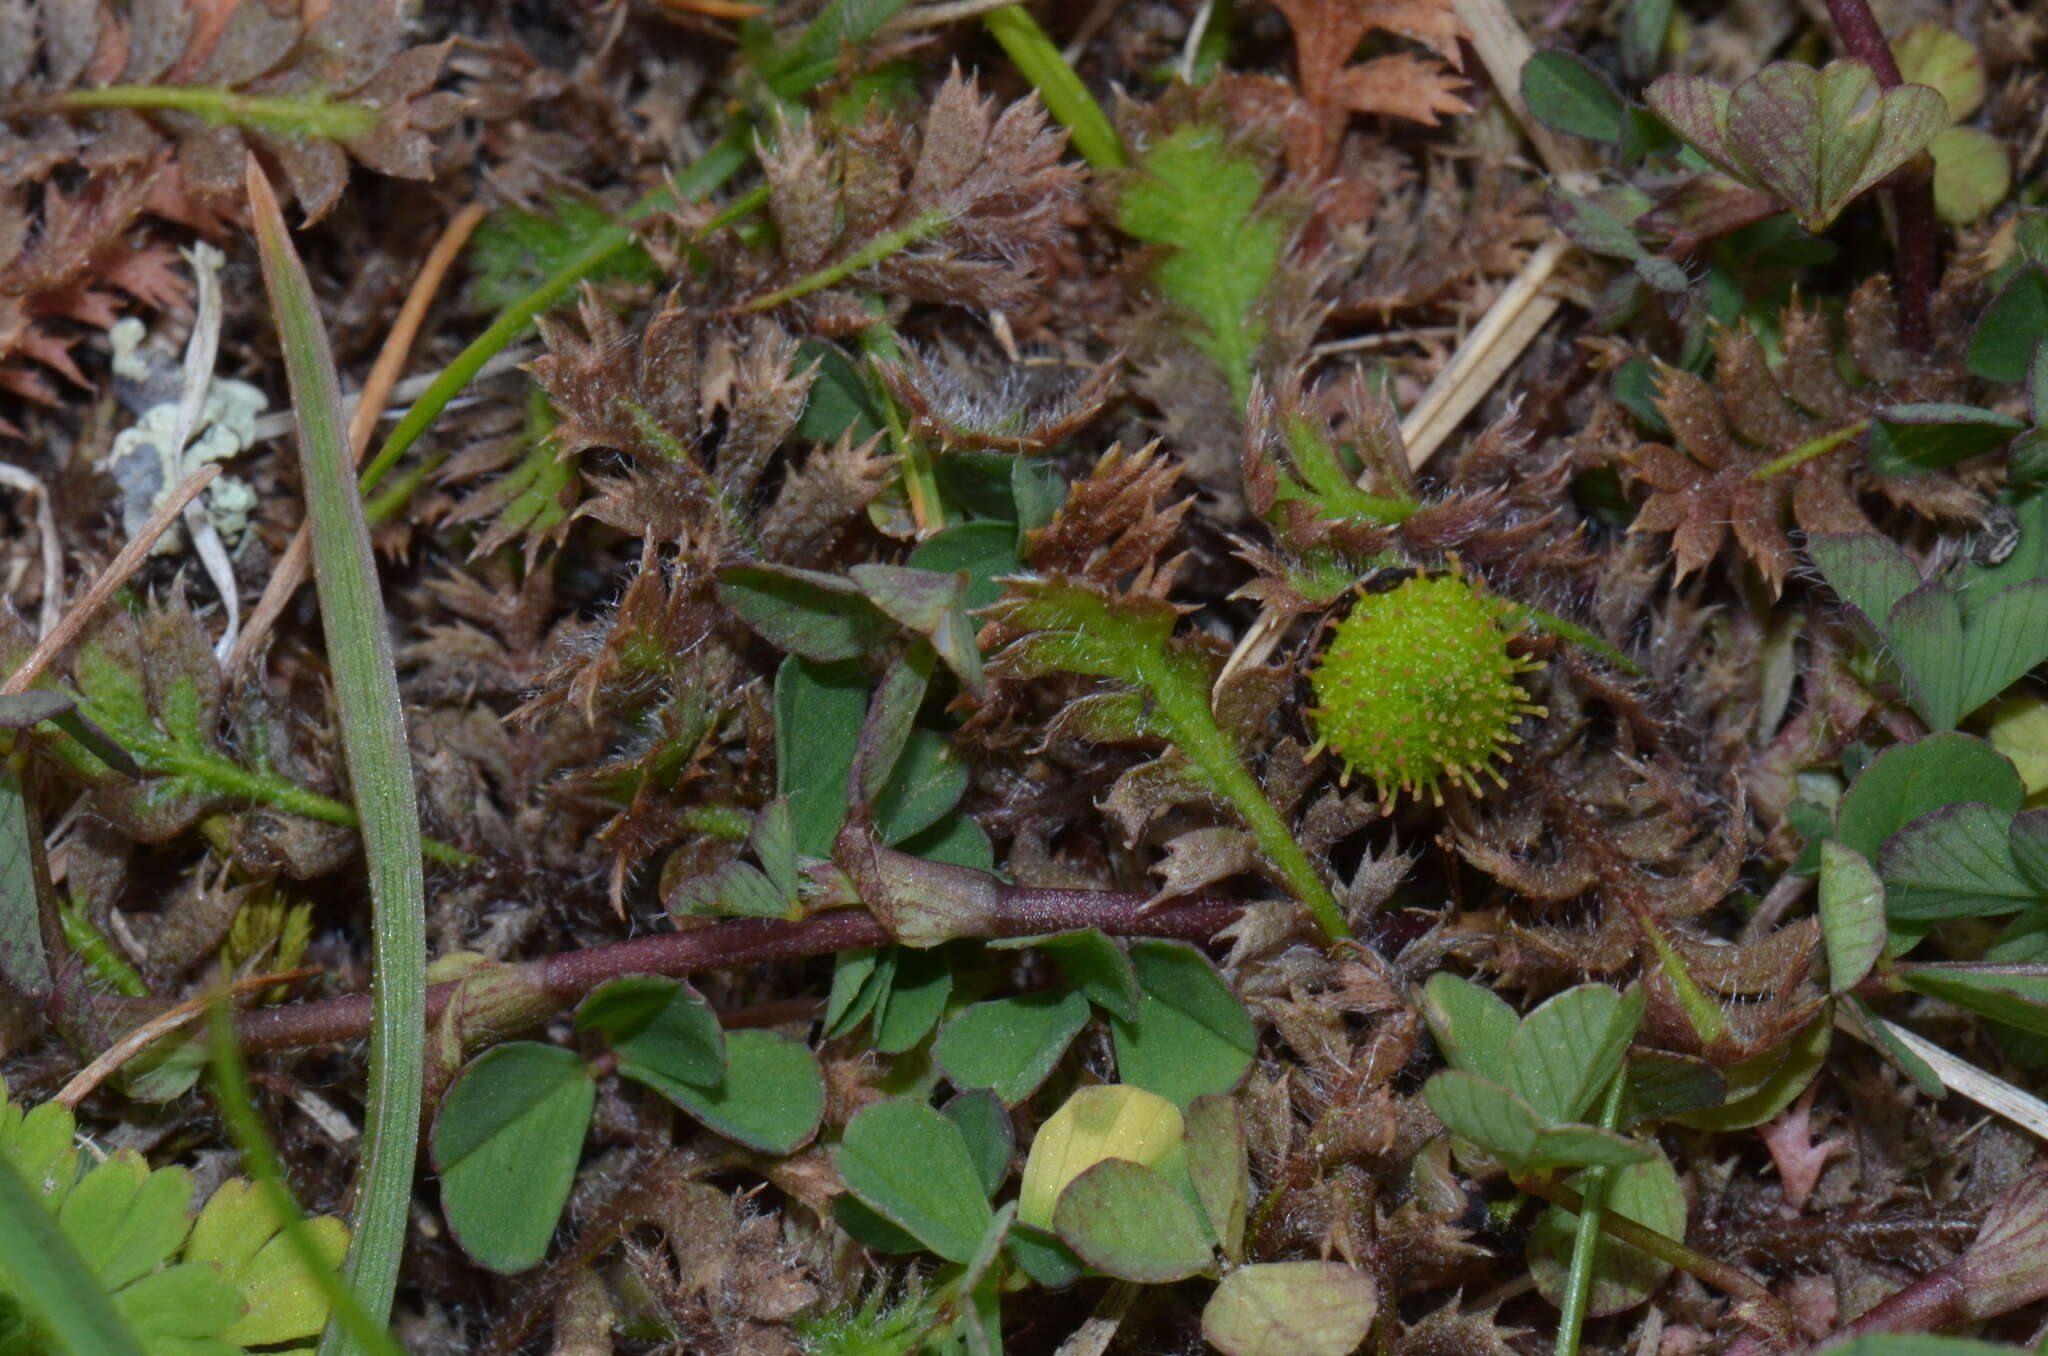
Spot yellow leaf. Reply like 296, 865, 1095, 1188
1018, 1085, 1183, 1230
1891, 22, 1985, 123
184, 1178, 350, 1345
1990, 696, 2048, 799
223, 1217, 348, 1346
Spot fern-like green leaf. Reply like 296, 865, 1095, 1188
1115, 124, 1286, 407
0, 1084, 348, 1355
985, 576, 1349, 941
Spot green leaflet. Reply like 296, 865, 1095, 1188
1421, 982, 1653, 1175
432, 1044, 596, 1274
1809, 500, 2048, 732
1200, 1261, 1377, 1356
836, 1100, 995, 1263
1109, 941, 1259, 1107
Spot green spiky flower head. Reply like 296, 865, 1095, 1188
1309, 567, 1546, 806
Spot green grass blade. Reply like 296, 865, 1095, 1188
246, 158, 427, 1354
984, 6, 1124, 169
206, 1002, 408, 1356
357, 136, 751, 494
0, 1154, 148, 1356
356, 225, 635, 492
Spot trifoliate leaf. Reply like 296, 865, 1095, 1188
1647, 61, 1946, 233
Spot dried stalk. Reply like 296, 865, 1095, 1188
2, 464, 221, 696
53, 966, 321, 1109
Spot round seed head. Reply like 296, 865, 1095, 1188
1308, 570, 1545, 807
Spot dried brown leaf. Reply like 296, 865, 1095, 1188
1267, 0, 1469, 175
741, 69, 1082, 314
1618, 289, 1988, 593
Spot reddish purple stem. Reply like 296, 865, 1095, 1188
233, 890, 1243, 1054
1825, 0, 1935, 350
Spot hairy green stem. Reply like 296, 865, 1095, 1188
857, 307, 945, 531
746, 208, 954, 312
683, 804, 754, 842
996, 580, 1351, 941
58, 701, 474, 867
1505, 604, 1644, 678
58, 85, 377, 140
58, 900, 148, 997
694, 182, 773, 240
251, 160, 427, 1353
1555, 1075, 1626, 1356
1148, 655, 1351, 941
1751, 419, 1870, 480
362, 452, 450, 527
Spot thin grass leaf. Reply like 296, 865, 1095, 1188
358, 138, 750, 493
984, 6, 1124, 169
0, 1153, 148, 1356
1553, 1087, 1614, 1356
247, 158, 426, 1355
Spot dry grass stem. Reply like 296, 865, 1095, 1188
2, 463, 221, 695
230, 202, 488, 674
53, 967, 323, 1110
